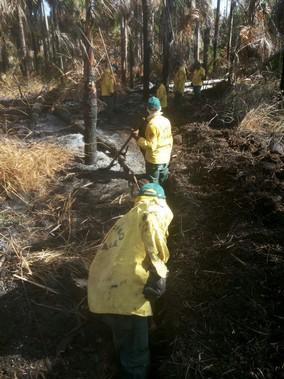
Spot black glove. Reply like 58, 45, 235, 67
143, 271, 166, 301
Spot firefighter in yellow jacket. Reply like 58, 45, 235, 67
156, 81, 167, 109
191, 61, 205, 97
174, 62, 187, 98
88, 182, 173, 379
133, 97, 173, 185
100, 65, 115, 112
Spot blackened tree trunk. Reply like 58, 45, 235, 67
1, 37, 9, 73
162, 0, 171, 89
194, 20, 200, 62
142, 0, 150, 99
133, 2, 142, 64
227, 0, 235, 60
280, 52, 284, 92
129, 35, 134, 88
18, 5, 30, 77
83, 0, 97, 165
51, 1, 64, 71
213, 0, 221, 72
248, 0, 257, 25
227, 0, 236, 82
27, 1, 39, 73
120, 15, 128, 85
203, 26, 210, 74
40, 0, 50, 70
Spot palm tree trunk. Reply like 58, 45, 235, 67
227, 0, 236, 82
83, 0, 97, 165
129, 35, 134, 88
162, 0, 171, 88
248, 0, 257, 25
18, 5, 29, 77
227, 0, 235, 60
1, 37, 9, 73
120, 15, 128, 85
51, 1, 64, 71
203, 26, 210, 74
194, 20, 200, 62
213, 0, 221, 72
142, 0, 150, 99
40, 0, 50, 69
133, 2, 142, 64
280, 52, 284, 93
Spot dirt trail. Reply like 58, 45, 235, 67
1, 86, 284, 379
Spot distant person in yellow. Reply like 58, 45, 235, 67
156, 81, 167, 109
174, 62, 187, 100
191, 61, 205, 97
100, 64, 115, 112
88, 182, 173, 379
132, 97, 173, 185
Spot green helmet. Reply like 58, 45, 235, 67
147, 96, 161, 111
138, 183, 166, 199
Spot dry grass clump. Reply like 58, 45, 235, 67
13, 242, 100, 296
0, 74, 56, 101
239, 103, 284, 132
0, 138, 73, 197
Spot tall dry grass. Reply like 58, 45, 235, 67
0, 138, 73, 197
239, 103, 284, 132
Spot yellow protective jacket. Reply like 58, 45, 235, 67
192, 67, 205, 86
156, 83, 167, 108
137, 111, 173, 165
174, 66, 187, 95
101, 68, 115, 96
88, 196, 173, 317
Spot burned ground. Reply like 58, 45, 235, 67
1, 81, 284, 378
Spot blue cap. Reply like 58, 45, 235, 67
147, 96, 161, 111
138, 183, 166, 199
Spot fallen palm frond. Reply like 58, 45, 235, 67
0, 138, 73, 197
239, 103, 284, 132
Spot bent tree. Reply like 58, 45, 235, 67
83, 0, 97, 165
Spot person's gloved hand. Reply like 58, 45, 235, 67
131, 129, 139, 139
143, 271, 166, 301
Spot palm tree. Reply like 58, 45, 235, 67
2, 0, 31, 76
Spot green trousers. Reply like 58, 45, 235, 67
145, 162, 169, 185
102, 314, 150, 379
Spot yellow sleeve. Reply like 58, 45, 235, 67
137, 123, 158, 151
141, 211, 169, 278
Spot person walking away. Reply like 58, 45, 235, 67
191, 61, 205, 98
156, 81, 167, 110
88, 182, 174, 379
132, 97, 173, 185
100, 64, 115, 114
173, 62, 187, 103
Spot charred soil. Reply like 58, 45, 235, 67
1, 81, 284, 379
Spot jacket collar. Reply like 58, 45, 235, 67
147, 110, 163, 121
